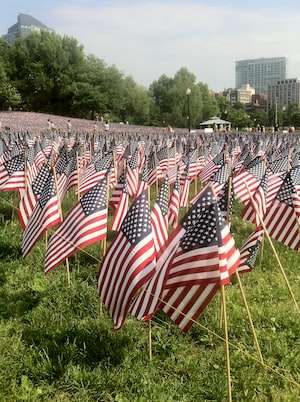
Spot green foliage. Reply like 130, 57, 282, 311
0, 187, 300, 401
2, 31, 300, 128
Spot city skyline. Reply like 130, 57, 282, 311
1, 0, 300, 93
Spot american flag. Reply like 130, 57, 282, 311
168, 169, 180, 228
263, 172, 300, 250
57, 154, 79, 200
147, 152, 163, 186
179, 163, 190, 207
129, 185, 217, 324
208, 161, 231, 196
126, 148, 139, 196
157, 146, 176, 172
18, 162, 51, 229
110, 179, 129, 232
218, 176, 235, 224
233, 156, 266, 203
237, 228, 264, 274
98, 189, 156, 331
241, 170, 269, 227
33, 141, 46, 169
151, 176, 169, 257
109, 169, 126, 210
0, 139, 10, 164
266, 170, 284, 209
159, 201, 240, 332
198, 151, 224, 184
187, 148, 198, 180
25, 145, 38, 187
268, 155, 290, 176
22, 170, 61, 258
0, 152, 25, 191
232, 146, 251, 172
78, 152, 112, 195
44, 175, 108, 274
135, 158, 148, 200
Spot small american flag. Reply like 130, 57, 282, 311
263, 172, 300, 250
151, 176, 169, 257
98, 189, 156, 331
168, 169, 180, 228
126, 148, 139, 196
237, 228, 264, 274
22, 170, 61, 258
18, 162, 51, 229
78, 152, 112, 195
110, 179, 129, 232
241, 170, 269, 227
129, 185, 218, 325
45, 175, 108, 274
233, 156, 266, 203
0, 153, 25, 191
159, 201, 240, 332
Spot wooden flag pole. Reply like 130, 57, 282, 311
228, 172, 263, 363
148, 319, 152, 361
235, 270, 264, 363
52, 158, 71, 287
194, 147, 198, 196
221, 285, 232, 402
99, 172, 110, 317
245, 183, 300, 313
154, 150, 159, 197
76, 151, 81, 202
259, 234, 265, 268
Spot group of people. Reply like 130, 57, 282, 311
46, 118, 110, 136
93, 121, 110, 134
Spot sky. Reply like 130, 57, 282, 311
1, 0, 300, 93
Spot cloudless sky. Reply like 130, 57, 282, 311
1, 0, 300, 92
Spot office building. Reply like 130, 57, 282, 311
223, 84, 255, 104
2, 13, 53, 44
268, 78, 300, 111
235, 57, 287, 95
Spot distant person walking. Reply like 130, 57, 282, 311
67, 119, 72, 134
46, 118, 51, 132
51, 120, 56, 133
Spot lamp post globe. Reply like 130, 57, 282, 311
186, 88, 191, 132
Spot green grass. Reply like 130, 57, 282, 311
1, 188, 300, 401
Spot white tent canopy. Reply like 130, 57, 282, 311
199, 116, 231, 128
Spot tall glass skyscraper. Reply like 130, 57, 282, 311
235, 57, 287, 95
2, 14, 53, 44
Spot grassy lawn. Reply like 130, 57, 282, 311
0, 188, 300, 401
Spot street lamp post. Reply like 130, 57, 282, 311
282, 106, 286, 131
186, 88, 191, 132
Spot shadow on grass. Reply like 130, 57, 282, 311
0, 288, 41, 319
0, 240, 22, 260
20, 320, 129, 379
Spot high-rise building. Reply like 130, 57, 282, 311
2, 13, 53, 44
268, 78, 300, 111
235, 57, 287, 95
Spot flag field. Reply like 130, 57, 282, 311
0, 184, 300, 401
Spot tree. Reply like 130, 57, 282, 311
198, 83, 219, 121
249, 109, 267, 128
70, 55, 109, 119
0, 62, 22, 110
10, 31, 85, 114
149, 68, 207, 129
228, 108, 251, 130
120, 77, 151, 125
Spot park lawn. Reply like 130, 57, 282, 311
0, 188, 300, 401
